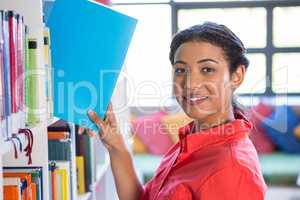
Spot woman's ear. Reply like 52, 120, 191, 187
230, 65, 246, 90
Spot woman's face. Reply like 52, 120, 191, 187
173, 41, 244, 122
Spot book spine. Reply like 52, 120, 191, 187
3, 11, 12, 139
0, 11, 7, 139
8, 11, 19, 134
8, 11, 17, 114
43, 27, 53, 119
76, 156, 85, 194
26, 38, 39, 125
16, 15, 25, 128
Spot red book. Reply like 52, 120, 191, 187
8, 11, 17, 113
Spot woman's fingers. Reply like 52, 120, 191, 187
87, 129, 97, 137
107, 102, 117, 128
87, 109, 105, 130
78, 126, 85, 135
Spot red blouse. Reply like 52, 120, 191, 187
140, 112, 267, 200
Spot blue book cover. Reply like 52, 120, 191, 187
47, 0, 137, 131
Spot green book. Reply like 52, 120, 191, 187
26, 38, 40, 125
82, 133, 94, 192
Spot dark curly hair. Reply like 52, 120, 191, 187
169, 21, 249, 74
169, 22, 249, 113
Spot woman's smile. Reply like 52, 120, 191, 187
182, 94, 209, 106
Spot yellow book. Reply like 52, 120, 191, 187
76, 156, 85, 194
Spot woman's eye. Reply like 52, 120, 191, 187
201, 67, 215, 74
174, 67, 187, 75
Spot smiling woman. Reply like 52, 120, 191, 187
87, 22, 266, 200
170, 22, 249, 130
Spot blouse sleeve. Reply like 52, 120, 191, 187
197, 165, 267, 200
139, 180, 152, 200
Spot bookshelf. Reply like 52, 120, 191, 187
0, 0, 130, 199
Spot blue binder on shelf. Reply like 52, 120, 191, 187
47, 0, 137, 131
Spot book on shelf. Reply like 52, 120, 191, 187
55, 161, 71, 200
48, 139, 71, 161
48, 119, 70, 132
49, 162, 57, 200
3, 171, 35, 200
48, 161, 71, 200
4, 167, 43, 200
3, 177, 22, 200
0, 10, 6, 138
0, 9, 44, 141
44, 27, 53, 120
48, 120, 72, 161
1, 10, 13, 140
26, 38, 39, 126
48, 131, 69, 140
8, 11, 18, 133
76, 156, 85, 195
75, 126, 95, 192
16, 14, 25, 129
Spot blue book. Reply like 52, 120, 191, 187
47, 0, 137, 131
0, 11, 4, 120
2, 11, 12, 139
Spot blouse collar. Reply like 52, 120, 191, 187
178, 111, 253, 154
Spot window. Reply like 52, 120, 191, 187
273, 53, 300, 94
178, 8, 267, 48
113, 4, 172, 107
236, 54, 266, 94
112, 1, 300, 106
273, 6, 300, 47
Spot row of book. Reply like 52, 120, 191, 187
2, 119, 97, 200
47, 121, 95, 199
2, 120, 69, 200
48, 120, 71, 200
3, 167, 43, 200
0, 10, 54, 142
75, 125, 95, 194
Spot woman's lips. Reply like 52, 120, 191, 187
182, 96, 208, 106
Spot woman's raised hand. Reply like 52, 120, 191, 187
86, 102, 127, 154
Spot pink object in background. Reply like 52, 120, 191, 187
132, 111, 174, 155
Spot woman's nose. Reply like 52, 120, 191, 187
185, 72, 202, 90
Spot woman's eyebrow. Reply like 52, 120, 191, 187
197, 58, 219, 64
174, 58, 219, 65
174, 60, 187, 65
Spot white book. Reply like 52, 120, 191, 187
56, 171, 63, 200
55, 161, 71, 200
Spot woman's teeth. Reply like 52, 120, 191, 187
189, 96, 207, 101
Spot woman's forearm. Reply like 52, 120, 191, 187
109, 148, 144, 200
